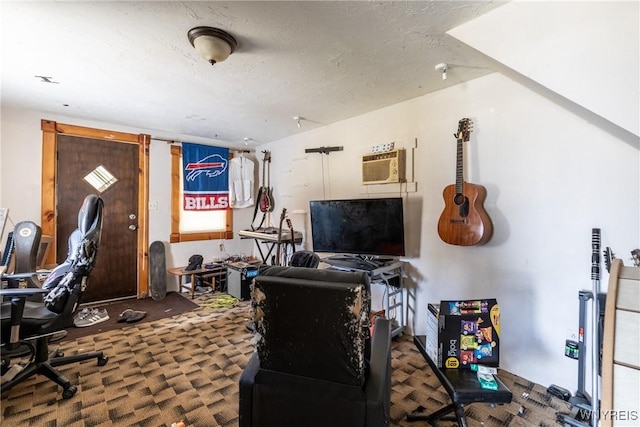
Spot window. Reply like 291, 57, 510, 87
170, 145, 233, 243
83, 165, 118, 193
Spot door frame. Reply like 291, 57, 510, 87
40, 119, 150, 298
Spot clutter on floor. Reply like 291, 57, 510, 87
116, 309, 147, 323
202, 294, 239, 309
72, 306, 149, 328
73, 308, 110, 328
62, 293, 199, 342
195, 284, 213, 294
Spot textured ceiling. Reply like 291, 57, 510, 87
1, 1, 506, 146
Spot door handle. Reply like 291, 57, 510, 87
129, 224, 138, 231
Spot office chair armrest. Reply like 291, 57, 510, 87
1, 288, 48, 350
2, 271, 49, 290
0, 288, 49, 297
2, 272, 42, 281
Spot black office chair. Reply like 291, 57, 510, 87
1, 231, 14, 270
13, 221, 42, 272
0, 194, 108, 399
2, 221, 43, 291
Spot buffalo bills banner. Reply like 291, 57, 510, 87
182, 143, 229, 211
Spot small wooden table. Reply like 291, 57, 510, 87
167, 263, 227, 299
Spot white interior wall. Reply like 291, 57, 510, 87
0, 111, 44, 228
448, 0, 639, 137
262, 72, 639, 389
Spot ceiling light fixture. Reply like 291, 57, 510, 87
293, 116, 303, 128
188, 26, 237, 65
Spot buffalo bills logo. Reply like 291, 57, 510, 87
184, 154, 228, 182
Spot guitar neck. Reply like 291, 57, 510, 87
455, 137, 464, 194
286, 219, 296, 249
261, 150, 271, 187
275, 208, 287, 265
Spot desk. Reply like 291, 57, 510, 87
407, 335, 512, 427
167, 264, 227, 299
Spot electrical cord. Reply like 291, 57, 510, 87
203, 294, 239, 309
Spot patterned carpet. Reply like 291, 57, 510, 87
1, 292, 568, 426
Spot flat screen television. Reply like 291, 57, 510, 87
309, 197, 405, 258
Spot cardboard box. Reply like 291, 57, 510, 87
432, 299, 501, 369
426, 303, 440, 362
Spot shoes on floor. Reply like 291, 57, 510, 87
48, 330, 68, 342
117, 309, 134, 322
74, 308, 110, 328
117, 309, 147, 323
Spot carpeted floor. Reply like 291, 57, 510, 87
1, 292, 570, 426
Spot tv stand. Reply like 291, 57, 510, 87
323, 257, 405, 338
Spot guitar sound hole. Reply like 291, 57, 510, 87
454, 194, 470, 218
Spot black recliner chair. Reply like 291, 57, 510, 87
239, 265, 392, 427
0, 194, 108, 399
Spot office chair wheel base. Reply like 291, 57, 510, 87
98, 355, 108, 366
62, 385, 77, 399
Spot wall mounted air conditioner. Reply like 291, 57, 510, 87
362, 148, 406, 185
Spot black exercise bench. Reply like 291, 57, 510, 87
407, 335, 513, 427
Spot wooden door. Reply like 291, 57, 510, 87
41, 120, 150, 302
56, 135, 138, 301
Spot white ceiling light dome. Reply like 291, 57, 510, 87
188, 26, 237, 65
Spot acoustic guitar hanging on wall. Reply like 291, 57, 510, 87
437, 118, 493, 246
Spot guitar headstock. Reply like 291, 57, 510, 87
262, 150, 272, 162
604, 246, 615, 272
286, 218, 293, 232
455, 118, 473, 142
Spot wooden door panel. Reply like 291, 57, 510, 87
57, 135, 139, 302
